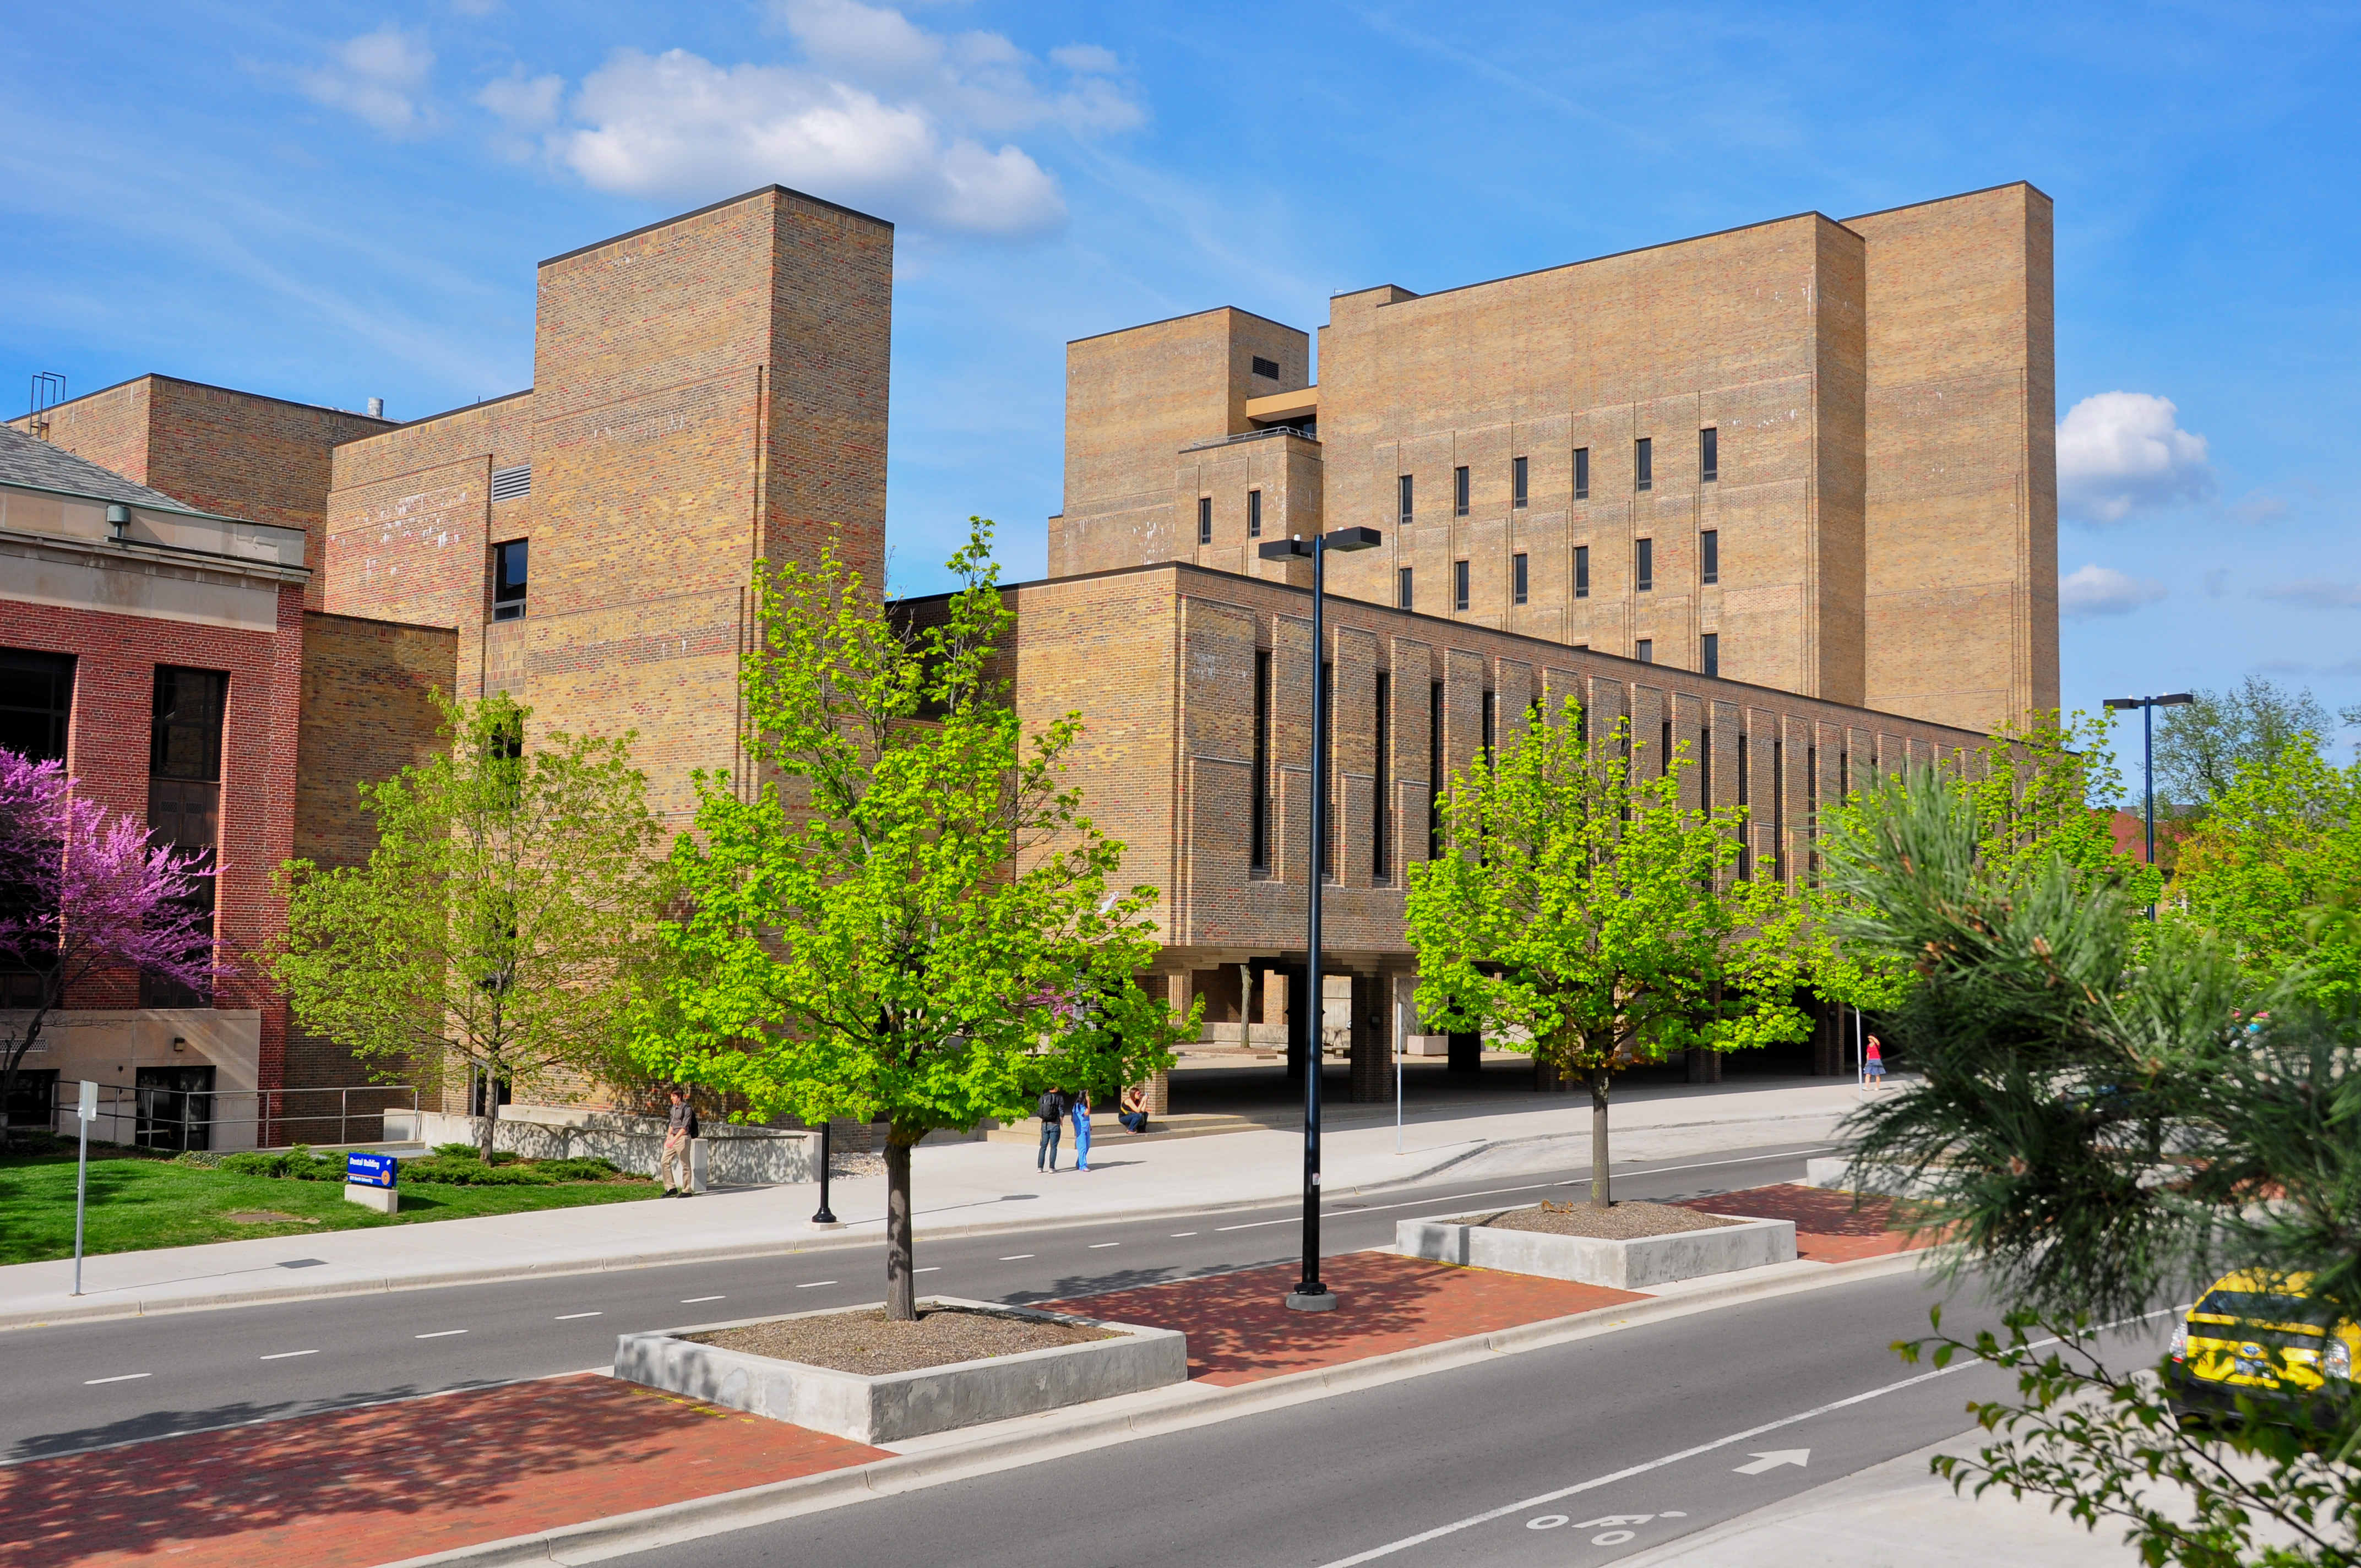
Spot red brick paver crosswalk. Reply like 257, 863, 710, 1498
1050, 1251, 1645, 1385
0, 1374, 884, 1568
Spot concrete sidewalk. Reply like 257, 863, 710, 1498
0, 1077, 1869, 1329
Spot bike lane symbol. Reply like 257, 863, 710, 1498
1525, 1510, 1688, 1547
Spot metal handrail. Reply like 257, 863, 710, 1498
12, 1083, 418, 1151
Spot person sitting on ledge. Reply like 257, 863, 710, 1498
1118, 1082, 1150, 1135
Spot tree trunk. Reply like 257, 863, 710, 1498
2, 1011, 53, 1154
884, 1133, 916, 1321
1588, 1064, 1612, 1208
479, 1067, 499, 1163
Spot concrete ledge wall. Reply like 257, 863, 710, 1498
613, 1296, 1188, 1444
408, 1108, 815, 1185
1803, 1156, 1946, 1199
1398, 1214, 1796, 1289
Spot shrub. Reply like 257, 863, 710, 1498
431, 1142, 480, 1159
400, 1155, 553, 1185
216, 1146, 335, 1180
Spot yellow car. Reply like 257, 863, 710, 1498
2166, 1270, 2358, 1423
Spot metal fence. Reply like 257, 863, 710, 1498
15, 1082, 418, 1152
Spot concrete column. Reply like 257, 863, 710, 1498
1347, 972, 1389, 1103
1448, 1030, 1482, 1074
1281, 965, 1309, 1083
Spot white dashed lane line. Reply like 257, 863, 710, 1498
796, 1281, 837, 1289
415, 1330, 469, 1340
1089, 1242, 1121, 1249
84, 1373, 151, 1385
999, 1254, 1034, 1261
259, 1350, 318, 1361
681, 1295, 726, 1304
915, 1267, 942, 1274
1170, 1232, 1197, 1238
555, 1312, 602, 1321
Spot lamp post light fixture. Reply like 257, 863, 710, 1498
2103, 692, 2193, 919
810, 1120, 842, 1228
1257, 525, 1383, 1311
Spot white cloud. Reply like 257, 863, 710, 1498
548, 3, 1140, 237
2057, 391, 2215, 524
2060, 562, 2168, 618
479, 69, 562, 129
295, 28, 437, 139
2262, 579, 2361, 609
562, 49, 1065, 236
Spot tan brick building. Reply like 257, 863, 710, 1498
1053, 183, 2057, 738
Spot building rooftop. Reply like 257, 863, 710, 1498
0, 421, 198, 513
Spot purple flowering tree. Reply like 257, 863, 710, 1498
0, 749, 223, 1151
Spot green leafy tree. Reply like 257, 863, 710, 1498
1966, 708, 2157, 901
1823, 767, 2361, 1567
633, 524, 1187, 1319
2170, 732, 2361, 1011
1405, 700, 1811, 1207
2155, 674, 2357, 812
270, 694, 668, 1161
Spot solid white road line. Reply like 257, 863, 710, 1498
259, 1349, 318, 1361
83, 1373, 151, 1385
415, 1330, 469, 1339
554, 1312, 603, 1321
796, 1281, 836, 1289
681, 1295, 726, 1304
1214, 1217, 1296, 1232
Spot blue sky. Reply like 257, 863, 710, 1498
6, 2, 2357, 781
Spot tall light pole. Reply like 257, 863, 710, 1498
2103, 692, 2192, 919
1259, 525, 1382, 1311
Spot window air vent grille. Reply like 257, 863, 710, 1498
490, 465, 531, 502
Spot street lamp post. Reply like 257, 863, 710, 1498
1259, 525, 1382, 1312
2103, 692, 2193, 918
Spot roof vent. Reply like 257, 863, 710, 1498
367, 397, 384, 419
490, 465, 531, 503
106, 504, 131, 541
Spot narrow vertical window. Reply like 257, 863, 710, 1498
1453, 466, 1470, 517
1840, 750, 1850, 798
1634, 437, 1653, 492
1574, 545, 1590, 599
1736, 734, 1751, 880
1247, 489, 1263, 539
492, 539, 529, 621
1373, 672, 1391, 883
1397, 566, 1413, 610
1701, 727, 1712, 804
1428, 680, 1444, 861
146, 667, 226, 1007
1573, 447, 1590, 500
1398, 474, 1414, 525
1636, 639, 1654, 663
1701, 632, 1719, 679
1700, 427, 1718, 483
1635, 537, 1653, 592
1808, 746, 1821, 879
1452, 559, 1470, 612
1320, 662, 1337, 880
1700, 529, 1718, 585
1481, 689, 1497, 770
1512, 456, 1528, 508
1772, 738, 1785, 884
1197, 496, 1212, 545
1513, 553, 1528, 606
1250, 650, 1271, 873
1662, 720, 1673, 777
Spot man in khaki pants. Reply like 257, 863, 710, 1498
661, 1087, 698, 1196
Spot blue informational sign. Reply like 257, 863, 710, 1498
346, 1151, 398, 1188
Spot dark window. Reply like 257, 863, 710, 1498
1452, 559, 1470, 612
1247, 489, 1262, 539
1574, 545, 1590, 599
1701, 529, 1719, 585
1636, 639, 1653, 663
1573, 447, 1590, 500
1482, 689, 1497, 770
1513, 553, 1529, 605
1635, 437, 1653, 492
151, 668, 226, 781
1198, 497, 1212, 546
1427, 681, 1444, 860
4, 1069, 57, 1131
1453, 466, 1470, 517
0, 648, 74, 763
1399, 474, 1414, 525
1701, 632, 1720, 679
1512, 456, 1528, 509
493, 539, 529, 622
1700, 427, 1718, 483
1636, 538, 1653, 592
1252, 355, 1280, 380
1736, 736, 1751, 879
1320, 662, 1337, 881
1701, 727, 1712, 804
1840, 750, 1850, 798
1662, 720, 1673, 777
1250, 650, 1271, 873
1772, 738, 1785, 883
1397, 566, 1413, 610
1373, 673, 1391, 883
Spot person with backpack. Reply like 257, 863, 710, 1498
1036, 1086, 1068, 1172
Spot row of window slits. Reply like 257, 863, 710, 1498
1394, 532, 1716, 613
1401, 430, 1717, 523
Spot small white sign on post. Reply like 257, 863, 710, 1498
73, 1080, 97, 1297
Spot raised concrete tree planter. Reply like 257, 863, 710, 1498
1803, 1156, 1944, 1198
1397, 1213, 1796, 1289
613, 1297, 1188, 1445
414, 1107, 815, 1185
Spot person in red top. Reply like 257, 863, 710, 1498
1863, 1035, 1886, 1089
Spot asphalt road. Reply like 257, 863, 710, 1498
613, 1270, 2172, 1568
3, 1139, 1836, 1464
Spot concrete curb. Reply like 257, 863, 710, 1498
374, 1249, 1929, 1568
0, 1117, 1841, 1332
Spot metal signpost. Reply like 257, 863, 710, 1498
811, 1122, 840, 1228
1258, 525, 1382, 1312
72, 1079, 96, 1296
2103, 693, 2193, 920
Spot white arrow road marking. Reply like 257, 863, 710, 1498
1733, 1449, 1811, 1474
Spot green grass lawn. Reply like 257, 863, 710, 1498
0, 1141, 665, 1265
